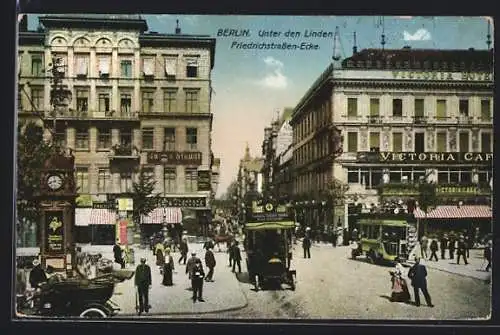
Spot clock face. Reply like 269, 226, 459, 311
47, 174, 63, 190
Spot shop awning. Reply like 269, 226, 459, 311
245, 221, 296, 230
89, 209, 117, 225
75, 208, 92, 226
414, 205, 492, 219
142, 207, 183, 224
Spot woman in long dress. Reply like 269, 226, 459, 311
162, 248, 174, 286
155, 242, 165, 268
389, 259, 410, 302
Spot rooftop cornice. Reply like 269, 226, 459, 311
39, 15, 148, 32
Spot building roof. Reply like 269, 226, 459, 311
39, 15, 149, 32
341, 48, 493, 71
413, 205, 491, 219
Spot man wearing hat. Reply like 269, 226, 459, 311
407, 256, 434, 307
456, 235, 468, 265
178, 238, 189, 265
134, 257, 152, 315
29, 259, 47, 289
186, 252, 200, 280
204, 247, 216, 282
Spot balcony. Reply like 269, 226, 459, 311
368, 116, 383, 124
413, 116, 427, 124
109, 144, 140, 161
456, 115, 473, 125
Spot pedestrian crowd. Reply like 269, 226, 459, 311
418, 232, 492, 271
131, 233, 243, 315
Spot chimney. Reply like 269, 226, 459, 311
175, 19, 181, 34
18, 14, 28, 32
353, 31, 358, 54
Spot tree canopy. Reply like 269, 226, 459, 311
131, 169, 162, 226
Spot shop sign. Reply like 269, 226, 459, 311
45, 211, 64, 253
358, 152, 493, 164
250, 201, 290, 221
147, 151, 202, 165
93, 201, 116, 209
118, 198, 133, 211
436, 185, 489, 194
158, 197, 207, 208
197, 170, 211, 191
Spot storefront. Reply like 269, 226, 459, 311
141, 207, 183, 240
75, 208, 117, 245
414, 205, 492, 239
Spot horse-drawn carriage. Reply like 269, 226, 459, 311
243, 199, 297, 291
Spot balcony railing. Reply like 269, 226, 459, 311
368, 116, 383, 124
413, 116, 427, 124
109, 144, 140, 160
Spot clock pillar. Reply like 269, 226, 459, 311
36, 151, 77, 277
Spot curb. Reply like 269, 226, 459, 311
115, 299, 249, 317
406, 261, 490, 281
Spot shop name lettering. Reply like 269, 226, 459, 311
437, 186, 486, 194
392, 71, 491, 81
147, 151, 202, 164
158, 197, 206, 208
379, 152, 493, 162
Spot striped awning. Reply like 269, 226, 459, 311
141, 207, 183, 224
89, 209, 117, 225
75, 208, 92, 226
414, 205, 492, 219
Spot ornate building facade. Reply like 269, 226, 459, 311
289, 47, 493, 239
17, 15, 218, 245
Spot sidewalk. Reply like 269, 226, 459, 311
407, 247, 492, 281
100, 243, 248, 317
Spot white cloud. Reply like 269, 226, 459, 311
403, 28, 432, 41
256, 56, 288, 89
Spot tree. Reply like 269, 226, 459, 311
131, 169, 162, 232
16, 121, 54, 245
417, 180, 437, 237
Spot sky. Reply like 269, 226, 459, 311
26, 15, 493, 198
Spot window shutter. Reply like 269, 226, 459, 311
77, 57, 88, 75
186, 58, 198, 67
99, 58, 110, 74
143, 58, 154, 76
165, 58, 176, 76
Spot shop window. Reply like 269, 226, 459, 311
449, 172, 460, 183
438, 171, 449, 184
461, 171, 472, 183
347, 169, 359, 183
390, 171, 402, 183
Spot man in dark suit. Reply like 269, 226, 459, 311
407, 256, 434, 307
302, 235, 311, 259
439, 234, 448, 260
204, 247, 216, 282
232, 241, 242, 273
178, 238, 189, 265
191, 259, 205, 302
113, 240, 125, 269
134, 257, 152, 315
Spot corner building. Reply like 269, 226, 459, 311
289, 48, 493, 238
18, 15, 217, 245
